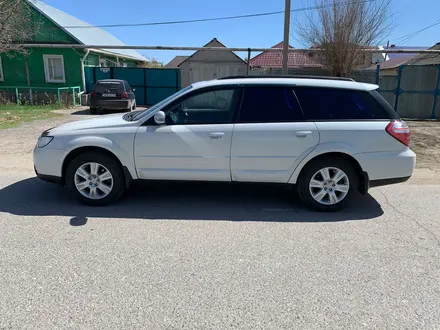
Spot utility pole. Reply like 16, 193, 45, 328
384, 40, 390, 62
282, 0, 291, 75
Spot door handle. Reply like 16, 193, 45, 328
295, 131, 313, 138
209, 132, 225, 139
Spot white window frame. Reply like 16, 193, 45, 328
99, 57, 107, 67
0, 56, 4, 82
43, 54, 66, 83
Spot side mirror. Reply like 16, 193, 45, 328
154, 111, 166, 125
132, 88, 136, 92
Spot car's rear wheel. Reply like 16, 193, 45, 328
297, 156, 358, 212
89, 107, 97, 114
132, 101, 136, 110
65, 152, 125, 206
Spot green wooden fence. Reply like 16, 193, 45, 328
0, 86, 82, 106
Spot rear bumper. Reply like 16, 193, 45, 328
356, 149, 416, 181
370, 176, 411, 188
90, 99, 131, 110
356, 149, 415, 194
360, 172, 411, 194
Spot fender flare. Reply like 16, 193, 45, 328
288, 142, 364, 184
63, 136, 138, 180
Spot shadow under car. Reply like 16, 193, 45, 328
0, 178, 384, 224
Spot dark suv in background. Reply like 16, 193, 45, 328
90, 79, 136, 114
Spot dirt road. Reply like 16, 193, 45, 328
408, 121, 440, 170
0, 109, 91, 173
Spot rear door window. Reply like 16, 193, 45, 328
94, 81, 124, 93
294, 87, 391, 120
237, 87, 304, 123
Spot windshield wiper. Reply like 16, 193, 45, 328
125, 110, 145, 121
124, 113, 135, 121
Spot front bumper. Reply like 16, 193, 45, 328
33, 145, 64, 180
90, 99, 131, 110
34, 166, 62, 185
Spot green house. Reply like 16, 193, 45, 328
0, 0, 148, 96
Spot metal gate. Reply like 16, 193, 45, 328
378, 65, 440, 119
85, 67, 181, 106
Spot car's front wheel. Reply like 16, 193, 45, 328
297, 156, 358, 212
65, 151, 125, 206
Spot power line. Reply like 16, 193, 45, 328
395, 20, 440, 42
395, 19, 440, 46
61, 0, 373, 29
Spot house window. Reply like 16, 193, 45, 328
0, 57, 4, 81
43, 55, 65, 83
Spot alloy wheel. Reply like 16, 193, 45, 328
74, 162, 114, 200
309, 167, 350, 205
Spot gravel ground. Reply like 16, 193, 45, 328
1, 111, 440, 329
407, 121, 440, 170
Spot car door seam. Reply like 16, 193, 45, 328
229, 123, 235, 181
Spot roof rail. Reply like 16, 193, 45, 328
218, 75, 355, 82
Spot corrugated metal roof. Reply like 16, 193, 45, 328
404, 43, 440, 65
386, 46, 429, 60
250, 42, 322, 68
367, 55, 417, 70
165, 56, 189, 68
30, 1, 148, 62
180, 38, 247, 65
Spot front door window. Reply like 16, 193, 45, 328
164, 89, 239, 125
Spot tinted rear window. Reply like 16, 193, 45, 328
371, 90, 400, 119
237, 87, 304, 123
294, 87, 391, 120
94, 81, 124, 93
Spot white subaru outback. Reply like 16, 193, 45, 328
34, 77, 416, 211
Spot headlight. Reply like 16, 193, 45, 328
37, 136, 54, 148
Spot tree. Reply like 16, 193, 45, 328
137, 57, 164, 68
0, 0, 37, 54
296, 0, 392, 76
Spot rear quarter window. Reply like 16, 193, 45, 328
294, 87, 392, 120
124, 81, 133, 91
94, 82, 124, 93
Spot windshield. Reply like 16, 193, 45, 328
132, 85, 193, 121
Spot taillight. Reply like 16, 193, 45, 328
121, 92, 129, 99
386, 121, 410, 147
90, 91, 96, 97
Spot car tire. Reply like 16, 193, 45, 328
65, 151, 125, 206
132, 101, 136, 110
297, 156, 358, 212
89, 107, 97, 114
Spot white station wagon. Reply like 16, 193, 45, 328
34, 77, 416, 211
